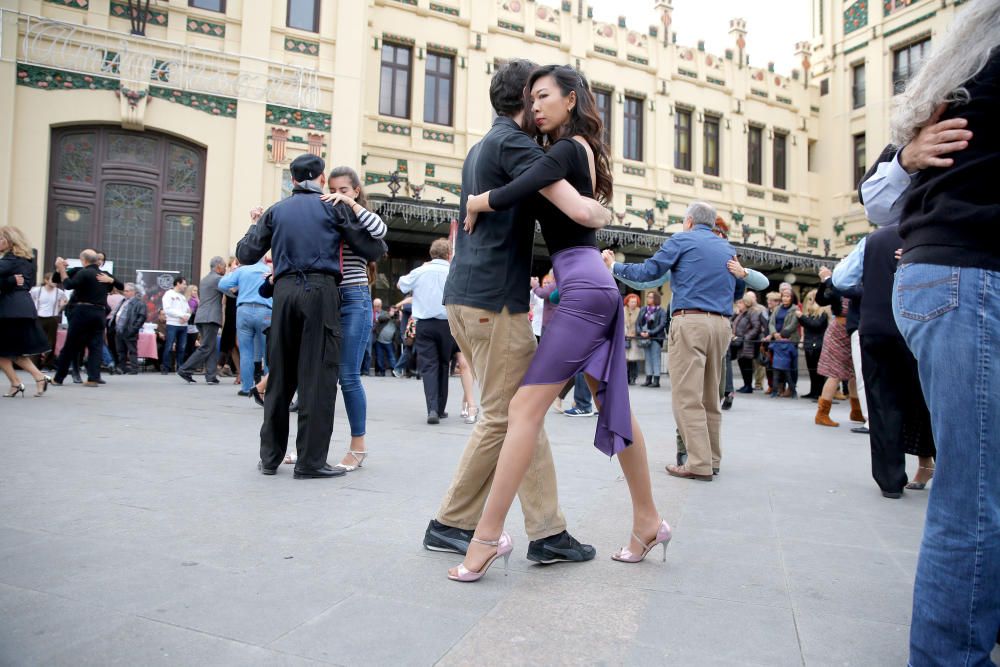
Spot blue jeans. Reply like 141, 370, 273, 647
893, 264, 1000, 666
161, 325, 188, 372
338, 285, 372, 437
573, 373, 592, 412
644, 339, 662, 377
236, 304, 270, 392
374, 341, 397, 373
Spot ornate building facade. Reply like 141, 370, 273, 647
0, 0, 969, 293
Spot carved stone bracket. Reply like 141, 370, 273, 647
117, 81, 150, 130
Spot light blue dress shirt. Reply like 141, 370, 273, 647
613, 225, 738, 315
831, 237, 867, 291
615, 267, 769, 292
860, 151, 912, 227
398, 258, 450, 320
218, 259, 273, 307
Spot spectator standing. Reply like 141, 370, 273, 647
29, 272, 66, 370
178, 256, 225, 384
636, 291, 667, 387
623, 293, 643, 385
160, 276, 191, 375
112, 283, 147, 375
373, 306, 398, 375
732, 293, 765, 393
799, 290, 829, 399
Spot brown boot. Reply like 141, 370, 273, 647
849, 398, 866, 423
815, 398, 840, 427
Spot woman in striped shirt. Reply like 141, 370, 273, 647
319, 166, 388, 472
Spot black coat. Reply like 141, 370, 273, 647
0, 254, 39, 319
800, 314, 829, 350
636, 307, 668, 342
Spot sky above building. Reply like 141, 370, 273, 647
590, 0, 812, 74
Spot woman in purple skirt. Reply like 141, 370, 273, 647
449, 65, 668, 582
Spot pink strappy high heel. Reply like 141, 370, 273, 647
611, 520, 672, 563
447, 532, 513, 582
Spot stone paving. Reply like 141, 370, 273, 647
0, 369, 985, 666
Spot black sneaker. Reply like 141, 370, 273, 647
177, 370, 196, 383
526, 530, 596, 564
423, 519, 473, 555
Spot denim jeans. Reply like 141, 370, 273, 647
644, 340, 662, 377
161, 324, 188, 372
338, 285, 372, 437
573, 372, 592, 411
374, 341, 397, 373
236, 304, 270, 392
893, 263, 1000, 666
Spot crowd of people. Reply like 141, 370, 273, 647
1, 2, 996, 661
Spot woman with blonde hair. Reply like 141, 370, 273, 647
799, 289, 829, 399
0, 226, 51, 397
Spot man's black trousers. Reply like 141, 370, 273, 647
116, 331, 139, 373
54, 305, 105, 382
414, 318, 454, 415
260, 274, 341, 471
860, 334, 935, 494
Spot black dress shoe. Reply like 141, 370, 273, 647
293, 465, 346, 479
257, 461, 277, 475
882, 490, 903, 499
72, 374, 83, 384
237, 390, 251, 397
721, 393, 734, 410
851, 426, 870, 434
90, 378, 106, 385
206, 377, 220, 384
737, 386, 753, 394
440, 411, 449, 419
177, 371, 196, 383
427, 411, 440, 424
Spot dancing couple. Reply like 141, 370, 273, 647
431, 60, 669, 582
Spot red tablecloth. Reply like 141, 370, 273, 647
55, 330, 158, 360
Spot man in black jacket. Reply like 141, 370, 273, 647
236, 154, 352, 480
425, 60, 608, 562
112, 283, 147, 375
52, 250, 112, 386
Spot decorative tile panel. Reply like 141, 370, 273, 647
884, 0, 920, 15
776, 95, 793, 105
668, 215, 685, 225
427, 43, 458, 55
382, 32, 415, 45
426, 180, 461, 196
673, 175, 695, 186
110, 0, 168, 27
655, 198, 669, 211
186, 17, 225, 38
777, 232, 798, 244
678, 68, 698, 79
808, 237, 819, 248
391, 0, 417, 5
707, 76, 726, 86
536, 30, 561, 43
377, 121, 411, 136
622, 165, 645, 176
423, 129, 454, 143
45, 0, 88, 8
396, 159, 408, 174
773, 193, 790, 203
627, 55, 649, 66
265, 104, 331, 130
595, 46, 618, 57
625, 194, 633, 206
747, 189, 766, 199
425, 164, 436, 177
284, 37, 319, 56
843, 0, 868, 35
16, 64, 117, 91
429, 3, 460, 16
703, 180, 722, 191
151, 87, 238, 117
365, 172, 405, 186
498, 20, 525, 33
845, 232, 868, 245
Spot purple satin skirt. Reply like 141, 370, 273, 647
522, 246, 633, 457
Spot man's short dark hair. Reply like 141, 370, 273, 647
173, 276, 186, 287
489, 59, 537, 117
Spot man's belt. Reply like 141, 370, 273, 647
672, 309, 727, 317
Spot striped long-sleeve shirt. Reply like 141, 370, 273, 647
341, 206, 388, 286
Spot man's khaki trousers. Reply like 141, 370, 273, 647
437, 304, 567, 540
667, 313, 733, 476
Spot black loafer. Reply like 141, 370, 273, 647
206, 378, 220, 384
427, 411, 440, 425
882, 490, 903, 499
293, 465, 346, 479
178, 371, 196, 383
257, 461, 277, 475
423, 519, 474, 554
851, 426, 870, 434
527, 530, 596, 564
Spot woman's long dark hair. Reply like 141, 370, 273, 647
523, 65, 613, 205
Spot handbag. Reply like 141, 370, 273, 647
637, 338, 651, 349
335, 204, 388, 262
729, 336, 744, 357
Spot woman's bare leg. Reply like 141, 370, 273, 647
457, 352, 477, 412
848, 377, 859, 400
582, 374, 660, 555
13, 356, 45, 382
449, 381, 563, 576
820, 376, 839, 402
0, 358, 20, 386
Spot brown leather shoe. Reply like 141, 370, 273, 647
665, 464, 713, 481
84, 381, 100, 387
815, 398, 839, 427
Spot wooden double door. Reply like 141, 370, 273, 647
46, 125, 206, 283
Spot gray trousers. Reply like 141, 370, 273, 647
180, 323, 221, 380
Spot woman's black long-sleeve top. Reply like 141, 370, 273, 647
487, 138, 597, 254
799, 314, 829, 349
814, 278, 846, 317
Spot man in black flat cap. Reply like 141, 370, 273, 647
237, 154, 352, 479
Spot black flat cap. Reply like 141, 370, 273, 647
290, 154, 325, 182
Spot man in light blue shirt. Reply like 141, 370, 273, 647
610, 202, 736, 482
398, 238, 453, 423
219, 257, 273, 394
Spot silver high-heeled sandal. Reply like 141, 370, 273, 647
905, 466, 935, 490
461, 403, 479, 424
332, 450, 367, 472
